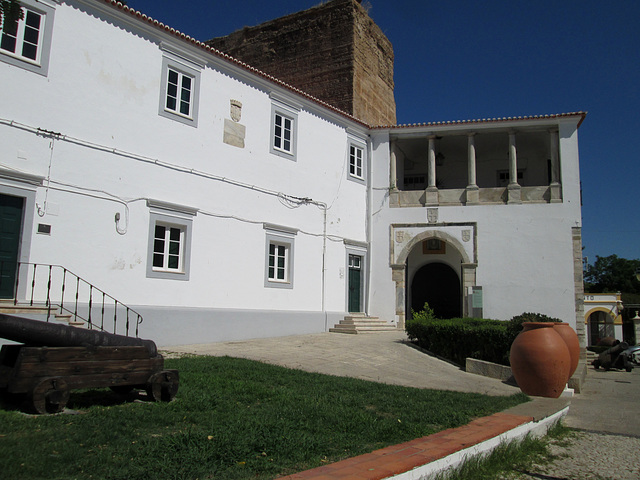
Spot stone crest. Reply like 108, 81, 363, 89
395, 231, 405, 243
462, 229, 471, 242
427, 208, 438, 224
230, 99, 242, 122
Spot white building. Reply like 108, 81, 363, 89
583, 293, 624, 345
0, 0, 586, 349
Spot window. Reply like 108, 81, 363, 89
264, 225, 296, 289
404, 174, 426, 190
269, 94, 300, 160
153, 224, 184, 272
268, 242, 289, 282
0, 0, 55, 75
497, 169, 524, 187
146, 200, 197, 280
349, 145, 363, 179
273, 113, 293, 153
158, 51, 202, 127
165, 68, 193, 117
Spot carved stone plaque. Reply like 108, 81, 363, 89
462, 229, 471, 242
427, 208, 438, 224
230, 99, 242, 122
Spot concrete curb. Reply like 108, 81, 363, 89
389, 407, 569, 480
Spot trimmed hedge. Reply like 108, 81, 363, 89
406, 308, 562, 367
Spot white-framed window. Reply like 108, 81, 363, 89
0, 0, 55, 76
268, 242, 289, 282
152, 223, 185, 272
269, 93, 300, 161
349, 144, 364, 180
158, 52, 201, 127
346, 131, 367, 184
165, 67, 193, 117
146, 200, 197, 281
273, 112, 293, 153
264, 225, 297, 289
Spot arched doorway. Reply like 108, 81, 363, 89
410, 262, 461, 319
587, 310, 614, 346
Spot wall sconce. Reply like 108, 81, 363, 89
435, 152, 445, 166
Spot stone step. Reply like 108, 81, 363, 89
0, 302, 78, 326
330, 316, 397, 334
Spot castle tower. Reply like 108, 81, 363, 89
206, 0, 396, 126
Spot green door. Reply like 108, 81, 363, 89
0, 194, 24, 299
348, 254, 362, 313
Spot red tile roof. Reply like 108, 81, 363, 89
100, 2, 587, 131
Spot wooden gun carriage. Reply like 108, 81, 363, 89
0, 314, 178, 414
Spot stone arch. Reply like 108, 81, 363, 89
395, 230, 471, 266
391, 230, 476, 328
585, 307, 616, 346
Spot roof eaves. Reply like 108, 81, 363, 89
374, 111, 587, 130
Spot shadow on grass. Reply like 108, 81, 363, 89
0, 387, 157, 413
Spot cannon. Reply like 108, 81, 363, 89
0, 314, 178, 414
592, 341, 634, 372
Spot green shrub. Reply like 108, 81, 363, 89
505, 312, 562, 347
406, 307, 564, 367
406, 305, 510, 366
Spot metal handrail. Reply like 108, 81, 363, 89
6, 262, 143, 337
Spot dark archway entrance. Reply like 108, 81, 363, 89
410, 262, 461, 319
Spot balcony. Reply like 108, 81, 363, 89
389, 128, 561, 207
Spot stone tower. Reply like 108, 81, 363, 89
206, 0, 396, 126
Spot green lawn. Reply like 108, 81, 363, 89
0, 355, 528, 480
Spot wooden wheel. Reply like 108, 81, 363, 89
30, 378, 70, 414
145, 370, 179, 402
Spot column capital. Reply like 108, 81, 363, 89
467, 131, 477, 137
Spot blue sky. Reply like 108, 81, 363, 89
127, 0, 640, 263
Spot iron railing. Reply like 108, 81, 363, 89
3, 262, 143, 337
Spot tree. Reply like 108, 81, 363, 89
584, 254, 640, 299
0, 0, 24, 35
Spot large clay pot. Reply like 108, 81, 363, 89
553, 323, 580, 380
509, 322, 571, 398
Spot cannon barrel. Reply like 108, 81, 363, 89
0, 314, 157, 356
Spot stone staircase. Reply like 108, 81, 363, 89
0, 301, 80, 326
330, 314, 398, 334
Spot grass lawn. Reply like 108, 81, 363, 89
0, 355, 528, 480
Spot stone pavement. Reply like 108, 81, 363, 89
165, 331, 519, 396
165, 331, 640, 479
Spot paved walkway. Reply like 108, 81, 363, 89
165, 331, 640, 480
166, 331, 518, 396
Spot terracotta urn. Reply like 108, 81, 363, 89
553, 322, 580, 380
509, 322, 571, 398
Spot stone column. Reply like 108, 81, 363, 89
549, 129, 562, 202
571, 226, 586, 392
425, 135, 439, 205
465, 133, 479, 204
390, 139, 397, 191
507, 131, 521, 204
392, 264, 406, 328
461, 263, 477, 317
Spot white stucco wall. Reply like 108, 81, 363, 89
368, 117, 584, 330
0, 0, 369, 344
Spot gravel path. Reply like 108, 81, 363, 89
502, 430, 640, 480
